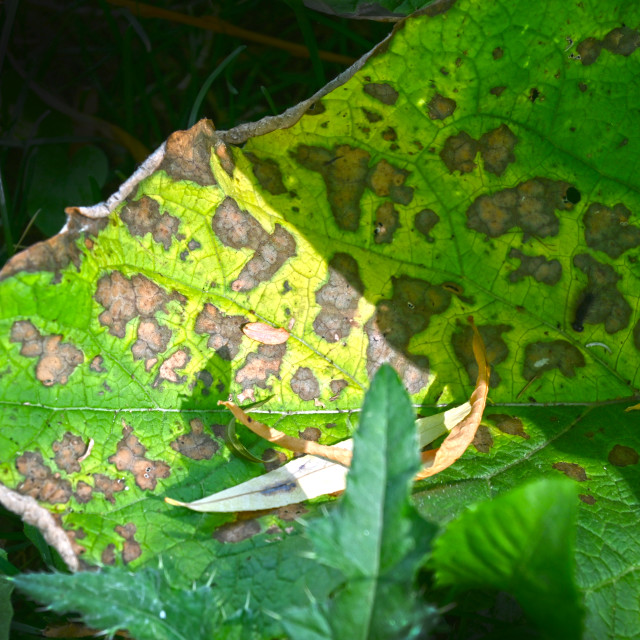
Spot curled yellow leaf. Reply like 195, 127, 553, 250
218, 400, 353, 467
242, 321, 290, 345
415, 317, 490, 480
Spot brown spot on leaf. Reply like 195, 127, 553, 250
583, 202, 640, 258
89, 355, 106, 373
52, 432, 87, 473
479, 124, 517, 176
171, 418, 219, 460
363, 82, 399, 105
608, 444, 639, 467
452, 323, 511, 387
101, 543, 116, 565
467, 177, 572, 238
245, 152, 287, 195
10, 321, 84, 386
159, 119, 216, 185
367, 159, 408, 196
487, 414, 529, 439
15, 451, 72, 504
120, 196, 180, 250
473, 425, 494, 453
277, 503, 308, 521
0, 213, 107, 282
374, 202, 400, 244
440, 131, 479, 174
329, 379, 348, 400
573, 253, 631, 333
213, 519, 261, 543
382, 127, 397, 141
523, 340, 585, 381
212, 197, 296, 291
74, 481, 93, 504
290, 367, 320, 401
242, 322, 289, 345
153, 349, 191, 387
415, 209, 440, 242
93, 473, 125, 504
313, 253, 364, 343
427, 93, 457, 120
578, 27, 639, 66
214, 140, 235, 177
108, 424, 171, 491
293, 144, 370, 231
634, 319, 640, 351
131, 319, 171, 369
552, 462, 587, 482
306, 100, 326, 115
235, 343, 286, 390
262, 448, 287, 471
509, 248, 562, 285
490, 86, 506, 97
492, 47, 504, 60
195, 302, 247, 360
115, 523, 142, 564
579, 494, 596, 505
362, 108, 382, 123
94, 271, 180, 338
366, 276, 451, 393
299, 427, 322, 441
65, 527, 87, 557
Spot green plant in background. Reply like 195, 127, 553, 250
1, 0, 639, 638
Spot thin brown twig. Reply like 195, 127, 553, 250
106, 0, 357, 66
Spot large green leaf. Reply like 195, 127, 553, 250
431, 477, 583, 639
1, 0, 639, 635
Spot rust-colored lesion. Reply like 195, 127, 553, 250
427, 93, 457, 120
552, 461, 587, 481
10, 320, 84, 387
170, 418, 219, 460
212, 197, 296, 292
577, 26, 640, 66
313, 252, 364, 343
119, 196, 181, 250
374, 202, 400, 244
290, 367, 320, 401
487, 413, 529, 439
582, 202, 640, 258
235, 343, 286, 391
508, 248, 562, 285
52, 432, 88, 473
363, 82, 399, 105
573, 253, 632, 334
467, 177, 572, 238
115, 522, 142, 563
0, 214, 107, 283
108, 423, 171, 491
153, 348, 191, 387
194, 303, 247, 360
365, 275, 451, 394
15, 451, 72, 504
245, 152, 287, 195
158, 118, 217, 185
522, 340, 585, 381
292, 144, 370, 232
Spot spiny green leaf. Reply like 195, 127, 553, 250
283, 365, 438, 640
431, 477, 583, 640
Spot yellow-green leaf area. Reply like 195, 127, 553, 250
0, 1, 639, 615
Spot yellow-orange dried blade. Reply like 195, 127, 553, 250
625, 402, 640, 412
218, 401, 353, 467
242, 322, 290, 345
415, 318, 490, 480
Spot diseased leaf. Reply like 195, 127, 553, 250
282, 365, 438, 640
431, 478, 583, 640
0, 1, 639, 634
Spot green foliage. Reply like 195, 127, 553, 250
432, 478, 583, 639
2, 0, 640, 637
283, 365, 438, 639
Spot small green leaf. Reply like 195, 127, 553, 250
283, 365, 438, 640
431, 477, 583, 640
13, 566, 233, 640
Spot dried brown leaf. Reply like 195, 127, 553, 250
242, 321, 290, 345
